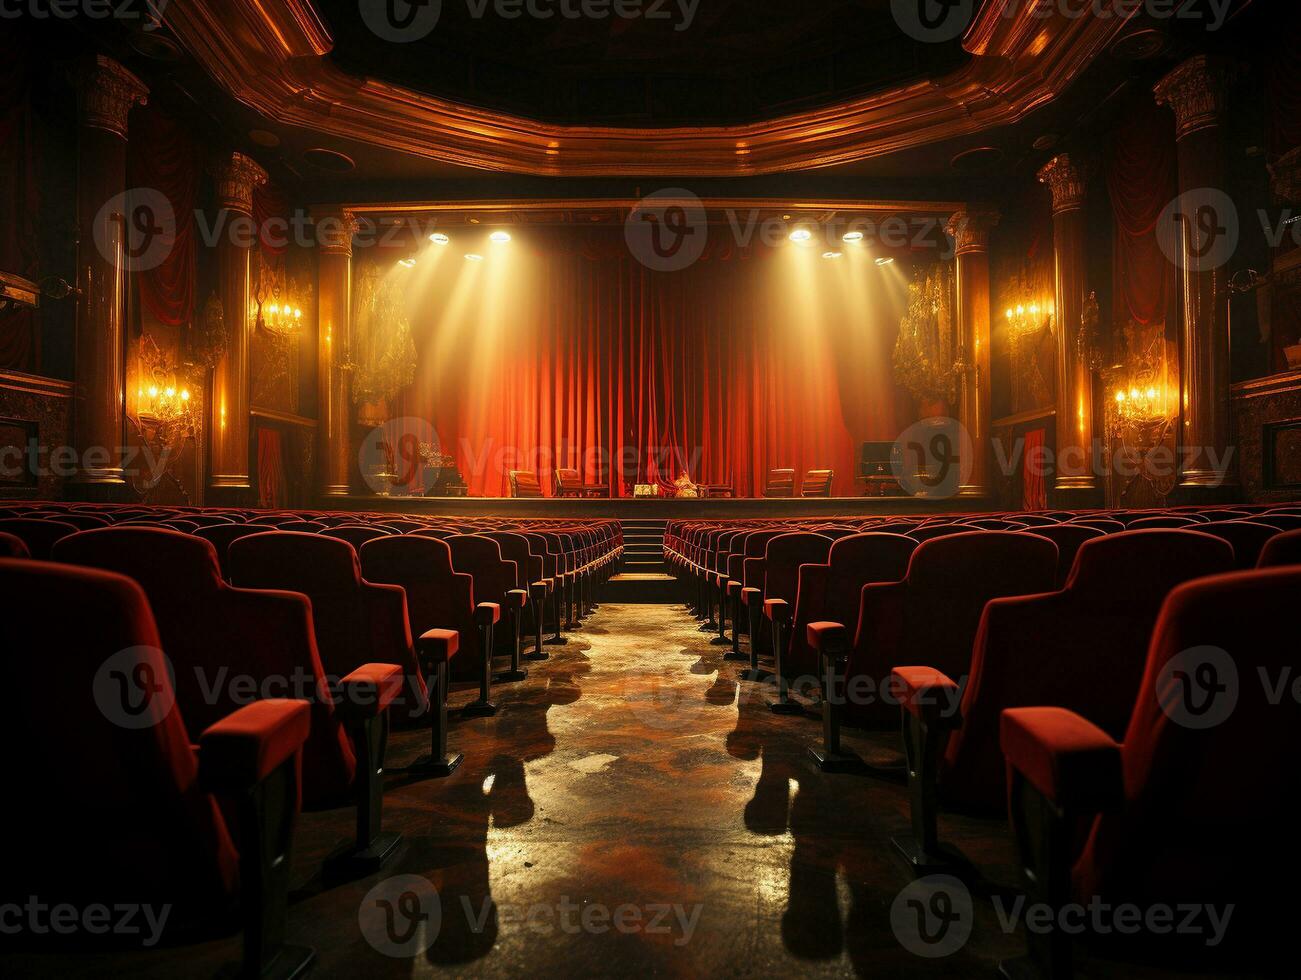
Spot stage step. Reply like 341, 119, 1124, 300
600, 571, 680, 604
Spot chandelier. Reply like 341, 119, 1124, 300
253, 257, 303, 345
1112, 382, 1169, 426
1004, 300, 1054, 338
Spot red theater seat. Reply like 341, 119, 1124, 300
192, 523, 273, 580
0, 518, 79, 560
1258, 528, 1301, 567
52, 528, 406, 874
755, 532, 834, 711
811, 532, 1059, 729
1196, 520, 1281, 570
0, 531, 29, 558
1001, 567, 1301, 970
888, 530, 1234, 869
1019, 522, 1106, 588
229, 532, 427, 725
321, 524, 394, 550
0, 559, 313, 976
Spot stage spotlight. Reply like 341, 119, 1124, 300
843, 231, 864, 244
465, 253, 484, 262
789, 228, 813, 243
875, 256, 895, 267
822, 251, 843, 260
490, 231, 512, 243
398, 257, 417, 268
429, 232, 450, 245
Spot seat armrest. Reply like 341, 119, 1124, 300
892, 667, 962, 729
474, 601, 502, 626
764, 598, 791, 623
741, 586, 761, 606
416, 628, 460, 665
1000, 707, 1123, 812
199, 699, 311, 794
336, 663, 405, 720
507, 588, 529, 609
806, 621, 851, 655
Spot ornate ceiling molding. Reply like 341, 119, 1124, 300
166, 0, 1130, 177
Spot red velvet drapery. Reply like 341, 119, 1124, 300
257, 427, 285, 509
392, 229, 908, 497
1022, 426, 1048, 512
128, 104, 200, 328
1106, 96, 1178, 328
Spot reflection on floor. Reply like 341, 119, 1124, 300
11, 603, 1057, 977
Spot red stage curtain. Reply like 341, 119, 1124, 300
257, 427, 285, 509
0, 32, 38, 370
1106, 95, 1178, 328
394, 228, 907, 498
129, 104, 200, 328
1022, 426, 1048, 512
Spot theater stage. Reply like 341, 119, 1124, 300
337, 494, 993, 520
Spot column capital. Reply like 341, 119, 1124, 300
209, 152, 269, 216
76, 55, 148, 139
1037, 154, 1088, 215
1154, 55, 1236, 140
316, 209, 360, 257
946, 208, 1000, 256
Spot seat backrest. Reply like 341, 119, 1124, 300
908, 523, 971, 543
1075, 568, 1301, 919
1127, 515, 1200, 530
800, 469, 834, 497
943, 530, 1234, 810
1065, 517, 1126, 534
483, 531, 540, 588
1258, 528, 1301, 568
361, 534, 475, 645
52, 528, 355, 805
1020, 523, 1106, 588
0, 531, 29, 558
1254, 513, 1301, 533
0, 518, 79, 560
1195, 520, 1280, 570
0, 559, 237, 913
511, 471, 544, 498
825, 533, 917, 619
554, 468, 581, 493
762, 532, 833, 605
321, 525, 393, 550
765, 469, 796, 497
192, 524, 273, 580
447, 534, 517, 603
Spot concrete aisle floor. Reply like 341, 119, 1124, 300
10, 603, 1204, 978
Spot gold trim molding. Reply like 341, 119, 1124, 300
1037, 154, 1087, 215
0, 370, 75, 399
210, 152, 270, 215
1154, 55, 1235, 141
166, 0, 1131, 177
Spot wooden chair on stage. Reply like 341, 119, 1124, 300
762, 469, 797, 498
801, 469, 835, 498
509, 472, 544, 498
555, 468, 610, 499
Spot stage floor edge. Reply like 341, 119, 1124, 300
332, 495, 995, 519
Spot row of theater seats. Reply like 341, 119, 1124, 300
0, 501, 620, 975
666, 505, 1301, 972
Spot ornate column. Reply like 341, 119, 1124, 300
947, 208, 1000, 499
1155, 56, 1237, 492
70, 56, 147, 499
1038, 153, 1101, 504
206, 152, 268, 504
316, 209, 357, 497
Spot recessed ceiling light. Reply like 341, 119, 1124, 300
469, 218, 480, 224
843, 231, 864, 244
875, 257, 895, 267
398, 257, 417, 268
465, 253, 484, 262
823, 251, 843, 260
490, 231, 512, 243
789, 229, 813, 243
429, 232, 450, 245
